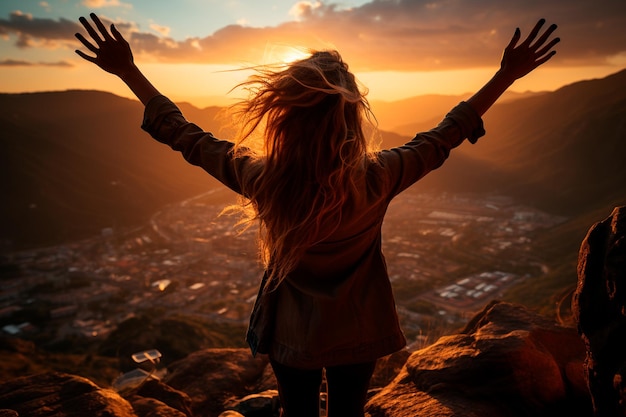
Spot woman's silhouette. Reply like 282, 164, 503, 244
76, 14, 559, 417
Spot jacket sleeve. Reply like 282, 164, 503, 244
378, 101, 485, 198
141, 95, 249, 194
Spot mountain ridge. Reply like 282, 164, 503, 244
2, 69, 625, 250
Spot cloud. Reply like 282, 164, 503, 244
0, 58, 32, 66
0, 10, 83, 48
0, 58, 73, 67
289, 1, 324, 21
81, 0, 132, 9
41, 60, 74, 67
2, 0, 626, 71
149, 23, 170, 37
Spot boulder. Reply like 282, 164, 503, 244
0, 372, 136, 417
573, 206, 626, 416
366, 301, 592, 417
0, 371, 196, 417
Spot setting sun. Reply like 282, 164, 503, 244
262, 44, 312, 65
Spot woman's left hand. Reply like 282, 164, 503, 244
75, 13, 136, 77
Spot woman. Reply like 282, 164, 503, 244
75, 14, 559, 417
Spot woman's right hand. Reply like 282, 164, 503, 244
75, 13, 136, 77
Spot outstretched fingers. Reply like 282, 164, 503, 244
520, 18, 546, 47
505, 28, 522, 51
75, 13, 116, 57
75, 15, 102, 61
89, 13, 114, 41
534, 50, 557, 68
75, 32, 98, 54
109, 23, 131, 49
78, 15, 103, 45
531, 22, 560, 65
110, 24, 124, 42
530, 23, 558, 51
74, 48, 96, 63
535, 36, 560, 58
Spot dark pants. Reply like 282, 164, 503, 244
270, 358, 377, 417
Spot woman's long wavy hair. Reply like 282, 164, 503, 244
229, 50, 379, 289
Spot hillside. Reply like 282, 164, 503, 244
469, 69, 626, 215
0, 91, 227, 250
406, 69, 626, 216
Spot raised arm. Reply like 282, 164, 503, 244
467, 19, 560, 117
75, 13, 160, 105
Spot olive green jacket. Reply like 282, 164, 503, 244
142, 95, 484, 368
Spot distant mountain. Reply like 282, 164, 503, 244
369, 90, 544, 134
2, 69, 625, 250
369, 94, 467, 133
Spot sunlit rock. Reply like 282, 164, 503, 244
366, 301, 591, 417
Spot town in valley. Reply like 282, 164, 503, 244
0, 187, 565, 357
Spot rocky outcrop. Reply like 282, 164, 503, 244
573, 206, 626, 416
366, 301, 591, 417
0, 302, 591, 417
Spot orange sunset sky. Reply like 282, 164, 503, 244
1, 0, 625, 107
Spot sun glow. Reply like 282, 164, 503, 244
282, 48, 312, 64
261, 44, 312, 65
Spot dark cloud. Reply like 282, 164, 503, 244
0, 58, 73, 67
0, 58, 32, 66
0, 11, 81, 47
41, 60, 73, 67
275, 0, 626, 70
2, 1, 625, 71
